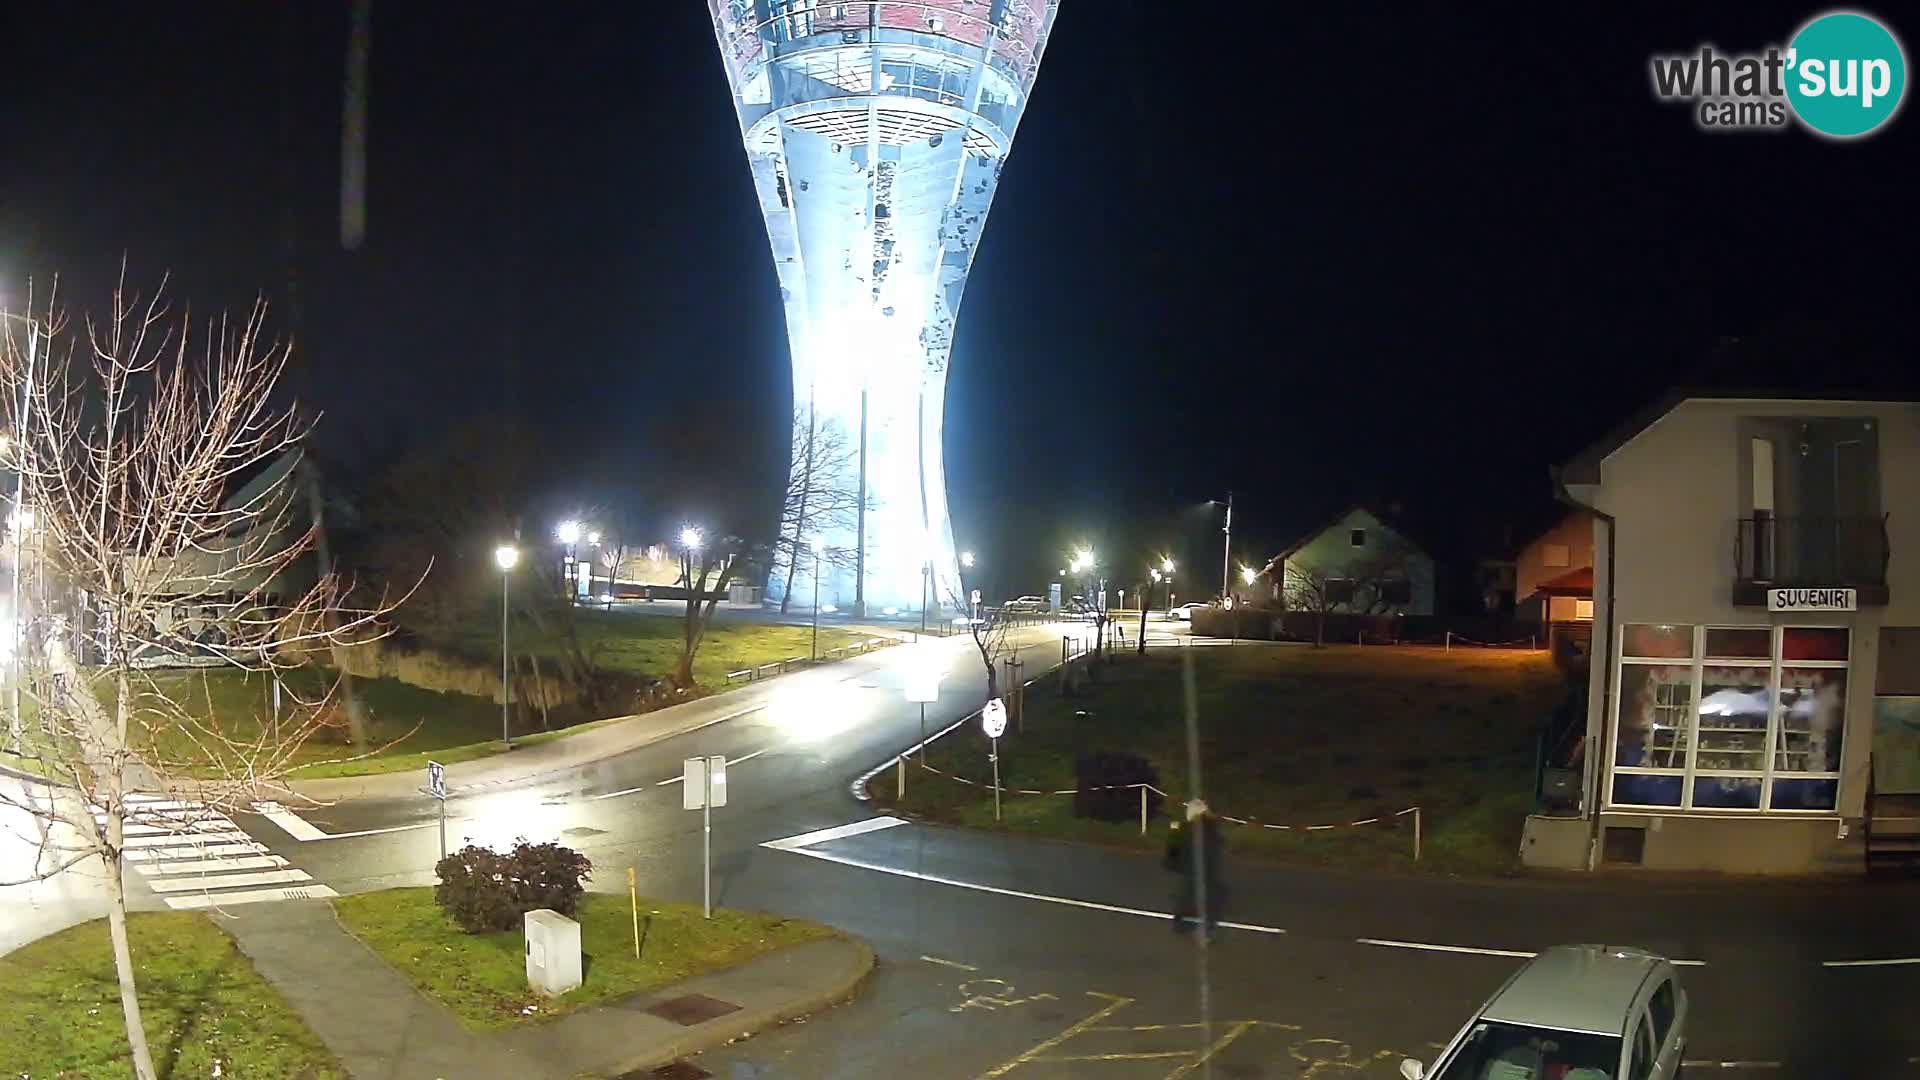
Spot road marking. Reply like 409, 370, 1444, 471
773, 840, 1285, 934
1169, 1021, 1259, 1078
122, 830, 250, 848
252, 801, 329, 841
145, 868, 315, 893
655, 746, 772, 786
125, 841, 267, 862
140, 854, 287, 875
164, 883, 339, 910
979, 992, 1135, 1078
762, 816, 911, 850
1358, 938, 1706, 966
1823, 956, 1920, 967
309, 822, 439, 841
1680, 1062, 1780, 1070
921, 954, 978, 971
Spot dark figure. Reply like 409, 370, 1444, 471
1163, 799, 1227, 938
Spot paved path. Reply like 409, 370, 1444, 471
219, 899, 872, 1080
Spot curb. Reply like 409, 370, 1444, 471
596, 937, 877, 1077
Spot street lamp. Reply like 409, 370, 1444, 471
679, 527, 704, 613
555, 520, 583, 602
960, 550, 975, 568
810, 536, 826, 660
1208, 495, 1234, 602
1240, 565, 1258, 586
1162, 558, 1176, 613
493, 544, 519, 747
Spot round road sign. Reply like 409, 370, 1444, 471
981, 698, 1008, 739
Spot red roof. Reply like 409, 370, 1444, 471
1534, 567, 1594, 597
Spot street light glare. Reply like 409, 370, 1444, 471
493, 544, 520, 570
1162, 558, 1175, 573
587, 531, 601, 546
1240, 565, 1258, 585
556, 520, 582, 545
681, 526, 704, 551
960, 550, 975, 568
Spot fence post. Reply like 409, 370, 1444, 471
1444, 630, 1451, 652
897, 755, 906, 800
1139, 785, 1148, 836
1414, 808, 1423, 862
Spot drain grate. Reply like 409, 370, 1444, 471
645, 993, 742, 1027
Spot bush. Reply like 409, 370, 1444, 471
1073, 751, 1163, 823
433, 839, 593, 933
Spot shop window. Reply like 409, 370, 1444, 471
1783, 626, 1850, 662
1705, 627, 1771, 660
1610, 624, 1848, 813
1624, 623, 1693, 659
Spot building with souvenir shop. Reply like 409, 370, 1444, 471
1522, 391, 1920, 872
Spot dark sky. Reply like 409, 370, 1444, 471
5, 2, 1917, 601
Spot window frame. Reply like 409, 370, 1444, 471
1609, 623, 1849, 814
1647, 979, 1675, 1047
1350, 528, 1367, 547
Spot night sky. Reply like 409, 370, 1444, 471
5, 2, 1917, 602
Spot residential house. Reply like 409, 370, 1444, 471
1525, 391, 1920, 874
1241, 506, 1436, 616
1516, 509, 1596, 654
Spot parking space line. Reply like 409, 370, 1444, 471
1358, 937, 1706, 966
762, 816, 910, 850
1823, 956, 1920, 967
979, 992, 1134, 1078
921, 955, 978, 971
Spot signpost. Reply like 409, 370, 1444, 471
982, 698, 1007, 821
423, 760, 448, 863
683, 755, 727, 918
627, 866, 640, 958
905, 649, 940, 797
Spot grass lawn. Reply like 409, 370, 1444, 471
332, 888, 838, 1030
873, 644, 1569, 876
420, 606, 877, 688
0, 913, 343, 1079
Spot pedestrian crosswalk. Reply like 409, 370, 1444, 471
100, 794, 337, 910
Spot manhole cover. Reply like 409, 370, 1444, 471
645, 993, 741, 1027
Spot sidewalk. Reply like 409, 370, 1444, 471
278, 629, 937, 804
219, 899, 874, 1080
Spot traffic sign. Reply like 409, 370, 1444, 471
981, 698, 1007, 739
970, 589, 981, 605
426, 760, 446, 801
683, 756, 727, 810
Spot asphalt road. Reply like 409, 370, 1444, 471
23, 617, 1920, 1078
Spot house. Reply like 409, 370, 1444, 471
1516, 509, 1596, 654
1524, 390, 1920, 874
1242, 506, 1436, 617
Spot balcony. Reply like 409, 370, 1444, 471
1733, 515, 1889, 606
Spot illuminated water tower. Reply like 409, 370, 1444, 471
707, 1, 1061, 615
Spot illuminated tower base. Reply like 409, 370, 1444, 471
708, 1, 1060, 614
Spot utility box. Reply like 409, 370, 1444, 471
727, 583, 762, 606
524, 909, 582, 996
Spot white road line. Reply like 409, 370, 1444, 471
1357, 938, 1537, 959
252, 801, 328, 842
144, 854, 288, 875
125, 841, 267, 863
120, 821, 232, 837
921, 955, 979, 971
1823, 956, 1920, 967
122, 831, 249, 848
145, 869, 314, 894
1358, 938, 1707, 966
164, 884, 339, 910
1679, 1062, 1780, 1070
762, 816, 911, 850
772, 843, 1286, 935
656, 747, 772, 786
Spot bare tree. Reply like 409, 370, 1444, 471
674, 535, 753, 687
0, 276, 398, 1080
949, 586, 1016, 703
1281, 562, 1341, 648
771, 405, 861, 612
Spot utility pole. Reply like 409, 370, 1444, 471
855, 388, 867, 618
1220, 491, 1234, 603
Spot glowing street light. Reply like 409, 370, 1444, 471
680, 526, 704, 552
586, 530, 601, 546
493, 544, 519, 747
1240, 565, 1258, 586
555, 520, 582, 545
1162, 558, 1175, 574
960, 550, 976, 569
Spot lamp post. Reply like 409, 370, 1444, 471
680, 527, 704, 611
1162, 558, 1175, 614
960, 550, 977, 619
556, 520, 582, 602
809, 536, 825, 660
1215, 493, 1234, 603
494, 544, 519, 747
3, 313, 38, 751
586, 529, 602, 599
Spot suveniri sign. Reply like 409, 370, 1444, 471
1768, 587, 1857, 612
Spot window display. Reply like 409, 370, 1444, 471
1611, 624, 1847, 812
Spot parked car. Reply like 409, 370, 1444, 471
1167, 602, 1209, 621
1002, 595, 1048, 613
1402, 944, 1688, 1080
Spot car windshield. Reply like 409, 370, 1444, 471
1433, 1021, 1622, 1080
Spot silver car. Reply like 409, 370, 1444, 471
1403, 945, 1688, 1080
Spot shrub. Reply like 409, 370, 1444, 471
433, 839, 593, 933
1073, 751, 1162, 823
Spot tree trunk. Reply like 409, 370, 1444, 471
302, 464, 368, 749
780, 405, 816, 615
1137, 600, 1148, 656
100, 801, 159, 1080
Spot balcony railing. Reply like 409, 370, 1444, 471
1735, 515, 1889, 589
